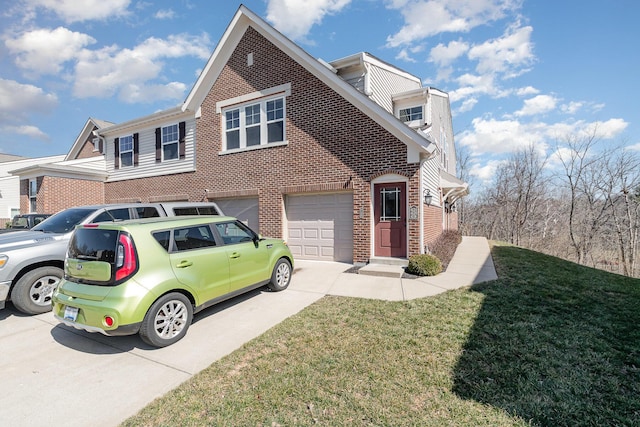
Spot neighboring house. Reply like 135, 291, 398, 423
13, 5, 467, 264
0, 154, 65, 226
9, 118, 108, 215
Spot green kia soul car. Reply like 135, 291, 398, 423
52, 216, 293, 347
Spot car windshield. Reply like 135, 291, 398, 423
32, 208, 96, 234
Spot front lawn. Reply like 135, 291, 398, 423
122, 242, 640, 426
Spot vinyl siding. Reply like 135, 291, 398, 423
106, 118, 197, 182
368, 63, 421, 113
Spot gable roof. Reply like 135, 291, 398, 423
65, 117, 114, 161
183, 5, 436, 163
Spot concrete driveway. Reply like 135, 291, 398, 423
0, 260, 349, 427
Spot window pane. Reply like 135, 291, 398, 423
380, 187, 400, 221
245, 104, 260, 126
120, 135, 133, 151
163, 142, 178, 160
225, 110, 239, 129
267, 121, 283, 143
162, 124, 178, 143
121, 152, 133, 167
246, 126, 260, 146
226, 130, 239, 149
215, 221, 254, 245
399, 106, 422, 122
267, 98, 283, 121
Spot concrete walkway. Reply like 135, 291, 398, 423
300, 236, 498, 301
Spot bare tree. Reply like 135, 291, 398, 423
554, 127, 610, 265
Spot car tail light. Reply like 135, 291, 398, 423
104, 316, 114, 327
115, 233, 137, 281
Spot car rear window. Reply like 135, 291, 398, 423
68, 228, 119, 263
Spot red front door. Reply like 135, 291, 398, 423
374, 182, 407, 258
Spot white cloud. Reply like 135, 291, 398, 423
467, 23, 534, 78
515, 94, 557, 117
587, 118, 628, 139
0, 79, 57, 142
454, 97, 478, 114
24, 0, 131, 23
470, 158, 505, 182
429, 39, 469, 67
386, 0, 521, 47
458, 116, 547, 155
4, 27, 96, 75
72, 33, 211, 102
1, 125, 49, 141
155, 9, 175, 19
560, 101, 583, 115
0, 78, 58, 124
516, 86, 539, 96
266, 0, 352, 42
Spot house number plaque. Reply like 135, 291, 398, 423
409, 205, 419, 221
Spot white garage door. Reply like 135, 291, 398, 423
286, 193, 353, 263
215, 198, 259, 233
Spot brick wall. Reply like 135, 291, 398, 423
21, 177, 105, 214
423, 204, 443, 250
105, 27, 422, 263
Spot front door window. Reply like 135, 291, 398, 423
380, 187, 401, 221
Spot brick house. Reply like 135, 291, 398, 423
16, 5, 467, 265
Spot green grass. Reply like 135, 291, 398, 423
122, 243, 640, 426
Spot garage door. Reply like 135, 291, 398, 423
286, 193, 353, 263
215, 198, 259, 233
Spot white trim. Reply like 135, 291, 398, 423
216, 83, 291, 113
218, 140, 288, 155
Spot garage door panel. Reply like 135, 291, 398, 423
286, 193, 353, 263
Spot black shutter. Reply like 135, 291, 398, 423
155, 127, 161, 162
114, 137, 120, 169
133, 133, 139, 166
179, 121, 186, 159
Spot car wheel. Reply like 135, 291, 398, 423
267, 258, 291, 292
139, 293, 193, 348
11, 266, 63, 315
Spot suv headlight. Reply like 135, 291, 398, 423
0, 255, 7, 268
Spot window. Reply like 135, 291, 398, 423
380, 187, 401, 221
119, 135, 134, 167
172, 226, 217, 251
92, 208, 131, 223
399, 106, 423, 123
223, 96, 286, 151
215, 221, 255, 245
162, 124, 179, 161
29, 179, 37, 213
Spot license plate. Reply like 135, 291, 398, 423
64, 306, 79, 322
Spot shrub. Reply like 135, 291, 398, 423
406, 254, 442, 276
430, 230, 462, 270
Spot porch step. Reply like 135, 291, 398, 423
358, 257, 408, 278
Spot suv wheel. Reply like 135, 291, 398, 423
267, 258, 291, 292
139, 293, 193, 347
11, 266, 62, 315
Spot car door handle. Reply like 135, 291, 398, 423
176, 260, 193, 268
229, 252, 241, 259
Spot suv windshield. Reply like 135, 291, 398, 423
32, 208, 96, 234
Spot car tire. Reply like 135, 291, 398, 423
267, 258, 291, 292
139, 292, 193, 348
11, 266, 63, 315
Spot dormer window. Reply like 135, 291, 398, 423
399, 106, 423, 123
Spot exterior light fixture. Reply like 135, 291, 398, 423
423, 189, 433, 206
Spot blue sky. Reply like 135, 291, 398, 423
1, 0, 637, 188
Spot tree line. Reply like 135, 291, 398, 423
457, 127, 640, 278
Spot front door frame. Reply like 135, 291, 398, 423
371, 175, 408, 258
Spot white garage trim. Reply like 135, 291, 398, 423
285, 192, 353, 263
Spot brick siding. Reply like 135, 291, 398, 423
105, 27, 426, 263
21, 177, 104, 214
